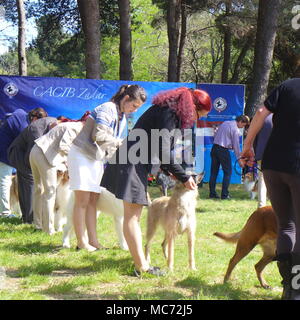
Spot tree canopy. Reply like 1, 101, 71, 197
0, 0, 299, 108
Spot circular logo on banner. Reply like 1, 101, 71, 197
213, 97, 227, 112
3, 82, 19, 98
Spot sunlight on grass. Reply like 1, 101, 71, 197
0, 184, 279, 300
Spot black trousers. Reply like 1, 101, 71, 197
16, 170, 34, 223
209, 144, 232, 198
264, 170, 300, 254
7, 146, 33, 224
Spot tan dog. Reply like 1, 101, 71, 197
145, 174, 203, 271
214, 206, 277, 289
9, 174, 21, 216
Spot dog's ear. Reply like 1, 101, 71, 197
186, 171, 205, 184
63, 171, 69, 181
57, 170, 63, 178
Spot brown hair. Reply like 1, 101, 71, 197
28, 107, 48, 122
111, 84, 147, 105
236, 115, 250, 124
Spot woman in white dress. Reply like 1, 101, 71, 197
68, 85, 147, 251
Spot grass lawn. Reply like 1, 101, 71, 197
0, 183, 282, 300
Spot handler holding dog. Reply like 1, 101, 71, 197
101, 87, 212, 276
241, 77, 300, 300
68, 85, 146, 252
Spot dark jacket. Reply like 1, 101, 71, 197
7, 117, 57, 173
0, 109, 29, 165
125, 105, 190, 183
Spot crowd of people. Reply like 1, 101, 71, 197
0, 79, 300, 300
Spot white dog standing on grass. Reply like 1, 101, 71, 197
60, 180, 128, 251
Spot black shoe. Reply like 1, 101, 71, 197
221, 195, 231, 200
76, 246, 99, 252
133, 266, 165, 277
274, 253, 293, 300
209, 194, 220, 199
277, 260, 292, 300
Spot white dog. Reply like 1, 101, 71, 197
54, 170, 70, 232
58, 174, 128, 250
243, 172, 258, 200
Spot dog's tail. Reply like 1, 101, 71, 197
213, 231, 241, 243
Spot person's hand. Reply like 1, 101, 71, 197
240, 145, 255, 168
238, 159, 244, 168
169, 173, 177, 181
184, 176, 197, 190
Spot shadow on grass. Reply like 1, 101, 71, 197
39, 285, 189, 300
0, 220, 42, 237
196, 207, 207, 213
2, 241, 62, 255
35, 277, 278, 301
0, 217, 22, 225
175, 276, 277, 300
83, 255, 134, 274
124, 290, 187, 300
38, 286, 188, 300
8, 255, 133, 279
198, 184, 254, 201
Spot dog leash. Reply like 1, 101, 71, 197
234, 157, 261, 180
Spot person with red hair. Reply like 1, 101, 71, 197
101, 86, 212, 276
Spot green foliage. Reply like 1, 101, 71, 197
100, 36, 120, 80
29, 13, 86, 78
101, 0, 168, 81
33, 14, 69, 63
131, 0, 168, 81
27, 50, 58, 77
0, 49, 18, 75
0, 0, 297, 86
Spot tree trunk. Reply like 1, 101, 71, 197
245, 0, 282, 117
221, 0, 232, 83
229, 34, 254, 84
16, 0, 27, 76
118, 0, 132, 80
167, 0, 181, 82
77, 0, 101, 79
176, 0, 187, 82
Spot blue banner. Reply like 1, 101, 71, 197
196, 83, 245, 183
0, 75, 245, 184
0, 75, 195, 120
